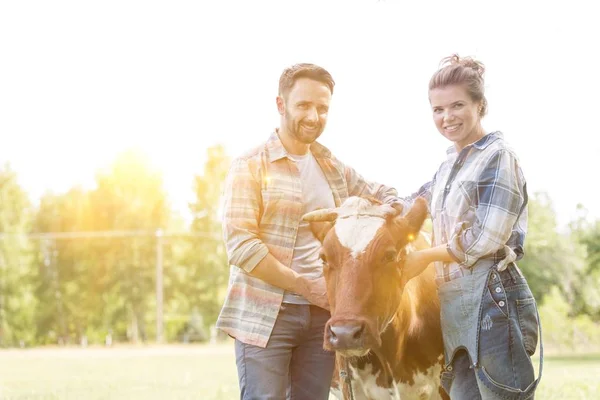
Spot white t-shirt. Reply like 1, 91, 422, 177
283, 152, 336, 304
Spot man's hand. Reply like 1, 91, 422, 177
297, 276, 330, 311
391, 202, 404, 215
249, 254, 330, 310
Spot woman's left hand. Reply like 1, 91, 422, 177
403, 250, 433, 281
403, 245, 454, 281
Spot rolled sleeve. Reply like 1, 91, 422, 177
230, 241, 269, 273
343, 163, 401, 205
221, 158, 269, 273
399, 180, 434, 216
448, 150, 525, 267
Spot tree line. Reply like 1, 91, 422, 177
0, 146, 599, 350
0, 146, 229, 346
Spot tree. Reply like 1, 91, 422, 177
31, 150, 171, 345
519, 192, 586, 304
0, 164, 35, 346
89, 149, 170, 342
166, 145, 230, 335
575, 220, 600, 319
32, 187, 94, 345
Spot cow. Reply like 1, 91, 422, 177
302, 196, 448, 400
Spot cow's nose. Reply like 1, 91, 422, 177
328, 322, 365, 348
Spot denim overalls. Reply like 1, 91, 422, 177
437, 259, 543, 399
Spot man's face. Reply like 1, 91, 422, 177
279, 78, 332, 144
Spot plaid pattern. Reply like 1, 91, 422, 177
216, 131, 402, 348
403, 132, 528, 283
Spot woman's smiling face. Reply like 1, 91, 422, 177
429, 84, 484, 151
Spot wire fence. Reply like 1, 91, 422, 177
0, 230, 224, 347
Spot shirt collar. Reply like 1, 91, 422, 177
266, 130, 332, 163
446, 131, 503, 158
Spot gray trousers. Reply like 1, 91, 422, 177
235, 303, 335, 400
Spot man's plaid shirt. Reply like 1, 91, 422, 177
402, 132, 529, 284
216, 132, 402, 348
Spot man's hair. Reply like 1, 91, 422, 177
278, 63, 335, 98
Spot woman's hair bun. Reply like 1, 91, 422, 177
441, 54, 485, 78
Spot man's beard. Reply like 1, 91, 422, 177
286, 112, 323, 144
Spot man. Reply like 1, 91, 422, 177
216, 63, 403, 399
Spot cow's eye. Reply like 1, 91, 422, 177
383, 250, 397, 264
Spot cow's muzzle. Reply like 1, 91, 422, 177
325, 319, 375, 356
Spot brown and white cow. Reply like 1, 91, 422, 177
302, 196, 448, 400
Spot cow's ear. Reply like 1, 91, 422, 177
390, 197, 428, 244
309, 221, 334, 243
404, 197, 428, 235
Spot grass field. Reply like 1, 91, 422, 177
1, 342, 599, 399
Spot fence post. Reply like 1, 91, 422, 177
155, 229, 164, 344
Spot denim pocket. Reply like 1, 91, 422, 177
477, 366, 538, 400
517, 297, 539, 356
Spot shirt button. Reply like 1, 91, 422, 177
499, 301, 505, 307
491, 274, 497, 280
495, 287, 502, 293
445, 185, 450, 190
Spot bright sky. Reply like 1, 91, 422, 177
1, 0, 598, 229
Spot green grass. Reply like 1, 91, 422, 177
0, 342, 598, 399
535, 353, 600, 399
0, 344, 238, 400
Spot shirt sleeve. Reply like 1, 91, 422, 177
221, 158, 269, 273
447, 150, 526, 267
396, 180, 435, 216
390, 161, 441, 216
342, 162, 403, 208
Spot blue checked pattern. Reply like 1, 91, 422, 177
402, 132, 528, 284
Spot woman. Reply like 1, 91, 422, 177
402, 55, 542, 399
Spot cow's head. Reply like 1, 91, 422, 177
302, 196, 428, 357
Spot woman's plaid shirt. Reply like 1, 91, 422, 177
402, 132, 529, 284
216, 132, 402, 347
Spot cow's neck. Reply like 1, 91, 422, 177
343, 273, 443, 386
337, 349, 396, 400
337, 327, 400, 392
384, 274, 444, 384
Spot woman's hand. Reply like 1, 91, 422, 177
403, 245, 455, 281
403, 250, 434, 281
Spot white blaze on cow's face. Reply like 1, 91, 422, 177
332, 197, 393, 259
302, 196, 428, 354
